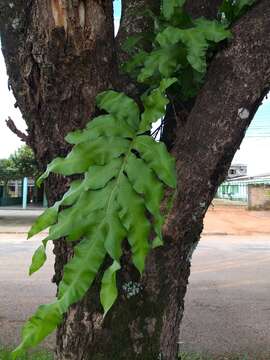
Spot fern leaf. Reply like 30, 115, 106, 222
100, 260, 121, 315
133, 135, 176, 188
57, 234, 107, 307
28, 180, 83, 239
157, 21, 230, 73
162, 0, 186, 20
219, 0, 257, 24
14, 85, 176, 358
125, 154, 164, 245
65, 115, 134, 145
29, 244, 47, 276
12, 303, 62, 359
193, 19, 232, 43
118, 174, 151, 274
140, 78, 177, 132
37, 137, 130, 185
96, 91, 140, 129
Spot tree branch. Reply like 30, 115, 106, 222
184, 0, 223, 19
168, 0, 270, 237
5, 117, 29, 144
115, 0, 160, 73
116, 0, 159, 48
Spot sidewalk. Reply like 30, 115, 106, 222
0, 208, 44, 234
2, 204, 270, 236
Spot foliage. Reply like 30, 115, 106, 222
178, 353, 251, 360
123, 1, 231, 100
10, 146, 39, 179
13, 82, 177, 358
0, 159, 18, 182
12, 0, 256, 358
219, 0, 257, 25
0, 347, 52, 360
0, 146, 38, 182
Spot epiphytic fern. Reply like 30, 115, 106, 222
12, 79, 176, 358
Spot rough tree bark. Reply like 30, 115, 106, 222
0, 0, 270, 359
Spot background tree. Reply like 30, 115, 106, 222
0, 145, 38, 182
0, 158, 18, 182
0, 0, 269, 359
0, 145, 38, 200
10, 145, 39, 179
0, 158, 18, 198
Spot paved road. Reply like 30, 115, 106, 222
1, 209, 270, 357
0, 208, 55, 349
180, 235, 270, 358
0, 233, 55, 349
0, 208, 43, 233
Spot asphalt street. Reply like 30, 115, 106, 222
0, 208, 270, 358
180, 235, 270, 358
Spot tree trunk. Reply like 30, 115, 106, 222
1, 0, 270, 359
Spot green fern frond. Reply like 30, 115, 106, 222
13, 81, 177, 359
125, 5, 231, 98
161, 0, 187, 20
156, 20, 230, 74
219, 0, 257, 25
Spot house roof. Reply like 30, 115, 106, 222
227, 173, 270, 183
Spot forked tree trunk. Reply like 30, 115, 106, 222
1, 0, 270, 359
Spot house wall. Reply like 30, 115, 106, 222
248, 185, 270, 210
228, 165, 247, 179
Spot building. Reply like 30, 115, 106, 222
216, 173, 270, 204
0, 178, 45, 208
248, 183, 270, 210
228, 164, 247, 179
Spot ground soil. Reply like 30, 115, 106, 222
204, 200, 270, 236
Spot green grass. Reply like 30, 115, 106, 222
0, 349, 262, 360
179, 353, 251, 360
0, 348, 53, 360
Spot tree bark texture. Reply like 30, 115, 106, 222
0, 0, 117, 166
1, 0, 270, 359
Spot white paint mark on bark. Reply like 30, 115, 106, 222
238, 107, 250, 120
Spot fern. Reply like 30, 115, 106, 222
124, 2, 231, 99
161, 0, 186, 20
13, 0, 242, 357
12, 79, 176, 359
219, 0, 257, 25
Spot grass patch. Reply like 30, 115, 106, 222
0, 348, 53, 360
179, 353, 250, 360
0, 349, 260, 359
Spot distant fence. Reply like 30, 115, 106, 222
216, 179, 270, 203
216, 182, 248, 202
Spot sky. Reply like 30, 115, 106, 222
0, 1, 269, 176
233, 97, 270, 175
